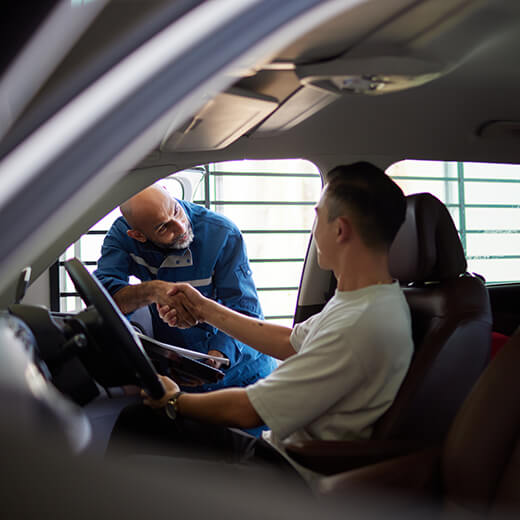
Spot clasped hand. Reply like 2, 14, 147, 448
156, 283, 204, 329
155, 283, 226, 370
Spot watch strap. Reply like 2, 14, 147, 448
165, 391, 184, 420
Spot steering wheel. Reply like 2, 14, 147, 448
64, 258, 165, 400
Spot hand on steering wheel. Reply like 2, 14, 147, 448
64, 258, 165, 400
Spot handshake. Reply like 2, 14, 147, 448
155, 282, 225, 369
155, 282, 206, 330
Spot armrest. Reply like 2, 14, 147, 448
316, 446, 442, 503
284, 438, 434, 475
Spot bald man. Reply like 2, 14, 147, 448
94, 185, 277, 393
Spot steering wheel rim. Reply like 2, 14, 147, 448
64, 258, 165, 400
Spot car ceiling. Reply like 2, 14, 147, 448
145, 0, 520, 172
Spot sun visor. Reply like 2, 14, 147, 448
161, 88, 277, 151
254, 85, 339, 137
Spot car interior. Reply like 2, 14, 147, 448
1, 0, 520, 517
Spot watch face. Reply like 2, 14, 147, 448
165, 400, 177, 420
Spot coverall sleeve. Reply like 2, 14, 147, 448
93, 228, 133, 297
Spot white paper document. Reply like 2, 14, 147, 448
137, 332, 230, 366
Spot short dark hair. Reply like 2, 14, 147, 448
325, 162, 406, 251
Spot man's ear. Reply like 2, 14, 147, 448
336, 216, 352, 243
127, 229, 147, 243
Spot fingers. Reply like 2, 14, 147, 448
156, 283, 199, 328
141, 375, 180, 408
141, 388, 164, 408
167, 284, 203, 310
166, 283, 186, 297
169, 293, 199, 327
156, 303, 180, 327
159, 283, 208, 327
174, 292, 205, 323
122, 385, 140, 396
156, 300, 198, 329
206, 349, 226, 369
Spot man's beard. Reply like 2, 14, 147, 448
152, 224, 194, 250
171, 225, 194, 249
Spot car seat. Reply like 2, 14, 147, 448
317, 324, 520, 517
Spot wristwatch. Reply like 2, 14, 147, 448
164, 391, 184, 420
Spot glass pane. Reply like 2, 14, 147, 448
211, 159, 320, 175
464, 180, 520, 205
208, 175, 321, 203
388, 178, 458, 203
265, 317, 293, 327
251, 261, 303, 289
257, 289, 298, 317
244, 233, 310, 260
214, 204, 315, 231
465, 207, 520, 230
76, 234, 106, 262
463, 162, 520, 180
466, 232, 520, 257
467, 258, 520, 284
60, 296, 85, 313
157, 177, 184, 200
387, 160, 458, 178
90, 207, 122, 231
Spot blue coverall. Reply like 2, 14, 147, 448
94, 200, 277, 392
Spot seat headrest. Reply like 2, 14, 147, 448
389, 193, 467, 284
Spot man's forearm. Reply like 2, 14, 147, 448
202, 299, 295, 361
113, 281, 164, 314
178, 388, 263, 429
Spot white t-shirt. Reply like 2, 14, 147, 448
246, 281, 413, 481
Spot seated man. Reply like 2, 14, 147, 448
113, 163, 413, 484
94, 185, 276, 391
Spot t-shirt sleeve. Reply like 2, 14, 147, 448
290, 314, 318, 353
247, 322, 366, 440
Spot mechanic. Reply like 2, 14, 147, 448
111, 162, 414, 484
94, 185, 277, 392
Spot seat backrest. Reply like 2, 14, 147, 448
372, 193, 492, 441
317, 327, 520, 514
130, 305, 154, 337
442, 325, 520, 516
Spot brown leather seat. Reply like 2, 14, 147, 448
317, 325, 520, 517
285, 193, 492, 475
